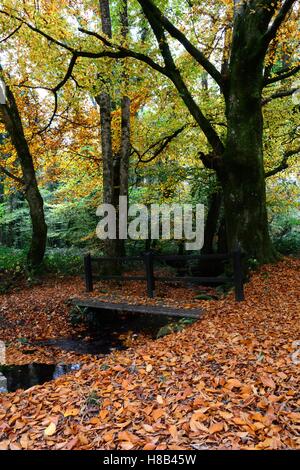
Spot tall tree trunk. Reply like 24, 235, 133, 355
119, 0, 131, 256
98, 0, 113, 206
97, 0, 131, 260
0, 80, 47, 268
220, 5, 277, 263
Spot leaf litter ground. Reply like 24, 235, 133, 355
0, 258, 299, 450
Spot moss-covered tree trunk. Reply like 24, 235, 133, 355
0, 79, 47, 268
219, 4, 277, 263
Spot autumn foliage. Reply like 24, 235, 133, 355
0, 258, 299, 450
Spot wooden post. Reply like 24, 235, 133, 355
232, 247, 244, 301
144, 251, 155, 298
84, 253, 93, 292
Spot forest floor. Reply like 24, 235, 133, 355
0, 257, 299, 450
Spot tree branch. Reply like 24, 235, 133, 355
134, 124, 187, 164
136, 1, 224, 157
0, 6, 224, 155
137, 0, 224, 90
265, 145, 300, 177
264, 63, 300, 86
262, 87, 298, 105
78, 28, 167, 76
0, 24, 22, 43
263, 0, 296, 46
0, 164, 24, 184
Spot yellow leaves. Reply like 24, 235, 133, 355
63, 408, 79, 417
44, 422, 57, 437
146, 364, 153, 373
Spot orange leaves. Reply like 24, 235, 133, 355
208, 422, 224, 434
152, 408, 165, 421
0, 258, 299, 451
219, 411, 233, 420
260, 374, 276, 389
118, 430, 139, 449
189, 411, 208, 432
225, 378, 242, 390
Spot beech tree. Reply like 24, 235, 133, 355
96, 0, 131, 258
0, 69, 47, 268
1, 0, 299, 263
126, 0, 300, 263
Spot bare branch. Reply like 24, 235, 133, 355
0, 164, 24, 184
0, 24, 22, 43
262, 87, 298, 105
264, 63, 300, 86
135, 124, 187, 165
265, 145, 300, 177
78, 27, 167, 76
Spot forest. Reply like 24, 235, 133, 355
0, 0, 299, 457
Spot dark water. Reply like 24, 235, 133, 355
0, 363, 81, 393
39, 336, 126, 355
0, 309, 178, 393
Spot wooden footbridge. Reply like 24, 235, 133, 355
71, 298, 203, 319
73, 248, 245, 320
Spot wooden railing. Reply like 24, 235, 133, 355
83, 248, 245, 301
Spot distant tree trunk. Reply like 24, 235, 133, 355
217, 216, 227, 254
201, 189, 222, 254
119, 0, 131, 256
97, 0, 131, 261
0, 177, 3, 245
195, 189, 224, 277
0, 81, 47, 268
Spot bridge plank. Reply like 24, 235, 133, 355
71, 298, 203, 319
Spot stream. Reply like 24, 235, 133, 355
0, 308, 177, 393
